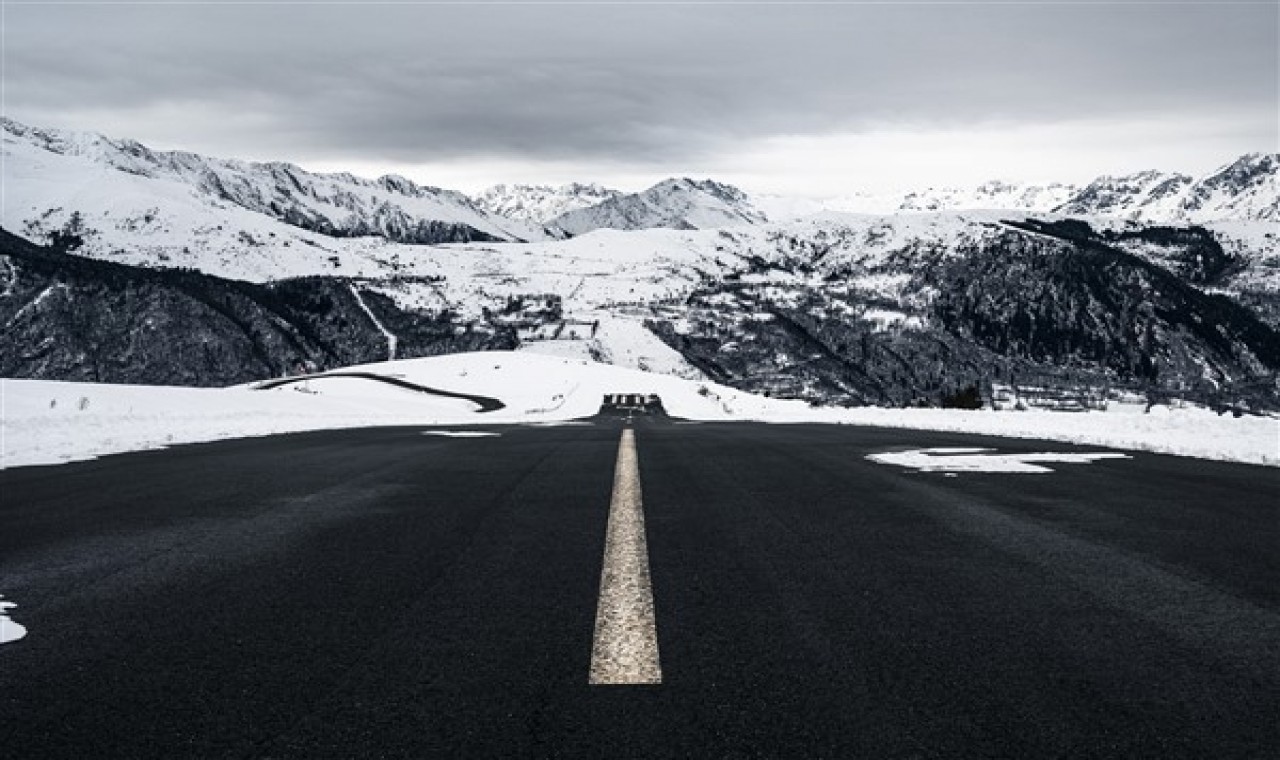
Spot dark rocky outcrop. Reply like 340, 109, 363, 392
649, 221, 1280, 408
0, 229, 515, 386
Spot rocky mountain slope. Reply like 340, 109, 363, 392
474, 183, 622, 225
6, 207, 1276, 407
641, 217, 1280, 408
1056, 154, 1279, 223
3, 117, 1277, 408
548, 178, 768, 235
0, 229, 515, 386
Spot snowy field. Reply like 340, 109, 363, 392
2, 351, 1276, 469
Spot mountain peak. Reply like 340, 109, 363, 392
2, 115, 552, 246
473, 182, 624, 225
547, 177, 767, 236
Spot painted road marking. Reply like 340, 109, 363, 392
868, 447, 1130, 474
589, 428, 662, 685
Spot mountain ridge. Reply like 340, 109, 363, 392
474, 182, 623, 226
548, 177, 769, 235
3, 116, 1278, 408
2, 118, 550, 245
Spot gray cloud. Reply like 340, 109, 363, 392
5, 2, 1277, 169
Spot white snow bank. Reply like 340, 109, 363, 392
0, 352, 772, 468
0, 595, 27, 644
779, 403, 1278, 467
3, 351, 1277, 469
1, 374, 476, 468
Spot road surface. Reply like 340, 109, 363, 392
2, 415, 1277, 758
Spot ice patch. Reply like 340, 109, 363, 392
422, 431, 500, 438
868, 447, 1130, 474
0, 596, 28, 644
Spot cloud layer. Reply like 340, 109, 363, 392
5, 2, 1277, 192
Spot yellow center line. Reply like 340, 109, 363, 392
589, 428, 662, 685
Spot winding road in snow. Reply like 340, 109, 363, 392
254, 370, 506, 412
1, 415, 1277, 757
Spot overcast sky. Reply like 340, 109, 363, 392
4, 1, 1277, 196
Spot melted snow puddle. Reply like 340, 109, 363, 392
869, 447, 1130, 474
1, 595, 28, 644
422, 431, 501, 438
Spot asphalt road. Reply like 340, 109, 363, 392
1, 414, 1277, 758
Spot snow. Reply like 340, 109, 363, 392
0, 353, 763, 468
2, 118, 549, 245
549, 178, 767, 235
0, 595, 27, 644
4, 283, 64, 328
762, 156, 1276, 224
579, 315, 707, 380
475, 182, 621, 225
5, 120, 1275, 315
349, 285, 397, 361
2, 118, 1277, 471
868, 447, 1131, 474
776, 402, 1278, 467
423, 431, 500, 438
3, 352, 1276, 470
860, 308, 924, 332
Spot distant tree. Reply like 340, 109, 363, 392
941, 384, 983, 410
49, 211, 86, 252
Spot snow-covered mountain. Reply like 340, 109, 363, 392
8, 214, 1278, 408
1, 118, 550, 245
787, 157, 1278, 224
474, 182, 623, 225
787, 182, 1079, 218
1055, 169, 1194, 220
1056, 154, 1279, 223
837, 154, 1280, 223
548, 178, 769, 236
898, 180, 1079, 214
4, 115, 1278, 409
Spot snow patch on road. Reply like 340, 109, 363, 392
422, 431, 501, 438
0, 596, 28, 644
869, 447, 1132, 474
